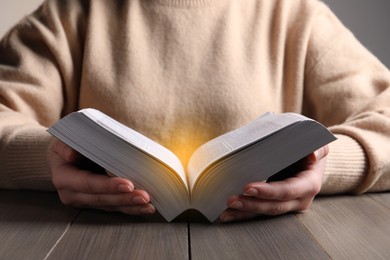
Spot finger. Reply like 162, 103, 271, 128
227, 195, 311, 215
58, 189, 151, 208
242, 179, 309, 201
52, 163, 134, 194
243, 170, 322, 201
220, 209, 257, 223
49, 143, 135, 194
308, 145, 329, 163
97, 204, 156, 215
50, 138, 81, 162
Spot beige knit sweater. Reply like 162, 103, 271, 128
0, 0, 389, 194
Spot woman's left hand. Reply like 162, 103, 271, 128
219, 145, 329, 222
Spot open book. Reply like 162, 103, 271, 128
48, 109, 336, 222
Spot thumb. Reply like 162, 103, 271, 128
50, 138, 81, 162
310, 145, 329, 163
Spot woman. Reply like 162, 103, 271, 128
1, 0, 389, 222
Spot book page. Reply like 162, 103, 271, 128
187, 112, 309, 190
80, 109, 187, 188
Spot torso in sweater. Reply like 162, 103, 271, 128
72, 0, 312, 166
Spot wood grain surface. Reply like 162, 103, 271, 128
46, 209, 188, 260
190, 215, 329, 260
297, 194, 390, 259
1, 190, 389, 259
0, 191, 79, 260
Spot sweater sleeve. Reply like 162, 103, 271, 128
304, 2, 390, 194
0, 0, 86, 190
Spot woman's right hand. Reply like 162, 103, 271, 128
49, 138, 156, 215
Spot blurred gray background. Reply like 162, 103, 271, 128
323, 0, 390, 68
0, 0, 389, 68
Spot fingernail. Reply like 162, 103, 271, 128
140, 205, 155, 214
229, 201, 243, 209
133, 196, 147, 204
221, 214, 234, 222
118, 184, 133, 192
244, 188, 258, 197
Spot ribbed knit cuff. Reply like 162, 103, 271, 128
320, 134, 367, 194
0, 126, 55, 191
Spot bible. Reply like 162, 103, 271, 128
47, 108, 336, 222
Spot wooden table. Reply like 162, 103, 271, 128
1, 190, 389, 259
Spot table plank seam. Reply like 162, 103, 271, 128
187, 222, 192, 260
293, 214, 332, 259
42, 209, 82, 260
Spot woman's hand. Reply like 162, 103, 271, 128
220, 145, 329, 222
49, 138, 155, 215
